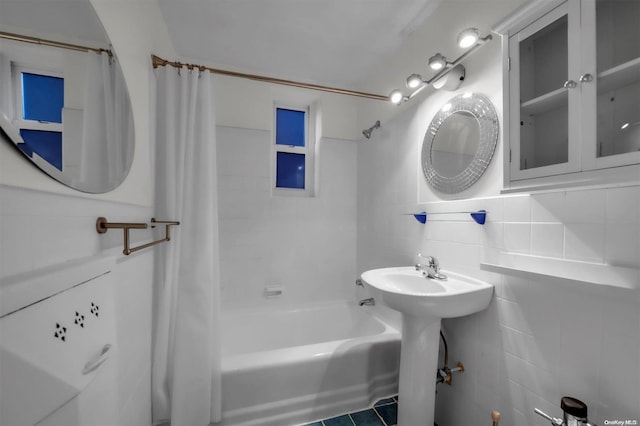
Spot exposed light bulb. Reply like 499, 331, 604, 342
457, 28, 480, 48
389, 90, 404, 105
621, 122, 630, 130
428, 53, 447, 70
406, 73, 423, 89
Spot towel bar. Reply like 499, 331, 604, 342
96, 217, 180, 255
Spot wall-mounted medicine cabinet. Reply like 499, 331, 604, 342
495, 0, 640, 190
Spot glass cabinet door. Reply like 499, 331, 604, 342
509, 2, 581, 180
592, 0, 640, 165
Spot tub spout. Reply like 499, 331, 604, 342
359, 298, 375, 306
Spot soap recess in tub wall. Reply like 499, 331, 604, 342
264, 286, 284, 298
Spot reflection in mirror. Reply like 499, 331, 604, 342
422, 93, 498, 194
431, 111, 480, 178
0, 0, 134, 193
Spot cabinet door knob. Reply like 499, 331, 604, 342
579, 73, 593, 83
563, 80, 577, 89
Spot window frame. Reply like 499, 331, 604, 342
272, 103, 315, 196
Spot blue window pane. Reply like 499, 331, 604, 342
276, 152, 305, 189
22, 73, 64, 123
19, 129, 63, 171
276, 108, 305, 147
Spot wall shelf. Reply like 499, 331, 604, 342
520, 57, 640, 117
481, 250, 639, 290
597, 57, 640, 94
520, 88, 567, 116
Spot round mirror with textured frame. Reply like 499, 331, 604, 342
421, 93, 498, 194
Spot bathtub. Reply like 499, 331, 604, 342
219, 301, 401, 426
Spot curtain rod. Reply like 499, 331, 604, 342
151, 54, 388, 101
0, 31, 111, 55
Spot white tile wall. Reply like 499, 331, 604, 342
503, 223, 531, 254
0, 185, 154, 425
531, 223, 564, 257
356, 106, 640, 425
216, 126, 358, 310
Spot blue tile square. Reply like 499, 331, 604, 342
374, 398, 395, 407
302, 423, 323, 426
324, 414, 353, 426
351, 409, 384, 426
375, 403, 397, 426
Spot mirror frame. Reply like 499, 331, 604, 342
421, 93, 498, 194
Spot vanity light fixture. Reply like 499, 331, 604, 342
457, 28, 480, 48
406, 73, 425, 89
389, 89, 407, 105
428, 53, 449, 71
389, 28, 493, 105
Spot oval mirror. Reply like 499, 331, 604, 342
421, 93, 498, 194
0, 0, 134, 193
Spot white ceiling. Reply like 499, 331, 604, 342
0, 0, 109, 46
157, 0, 445, 91
0, 0, 526, 95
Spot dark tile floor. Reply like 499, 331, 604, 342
303, 396, 398, 426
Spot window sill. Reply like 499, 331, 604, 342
272, 187, 314, 198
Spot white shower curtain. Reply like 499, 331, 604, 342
152, 65, 222, 426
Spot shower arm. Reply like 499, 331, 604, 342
362, 120, 381, 139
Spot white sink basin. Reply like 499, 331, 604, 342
361, 266, 493, 318
360, 266, 494, 426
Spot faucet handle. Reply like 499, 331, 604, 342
534, 408, 563, 426
426, 256, 439, 272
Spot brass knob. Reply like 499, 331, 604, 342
492, 410, 501, 426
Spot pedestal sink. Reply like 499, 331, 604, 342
360, 267, 493, 426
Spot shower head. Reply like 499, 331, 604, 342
362, 120, 381, 139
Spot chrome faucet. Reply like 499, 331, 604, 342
415, 253, 447, 280
359, 298, 375, 306
535, 397, 597, 426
